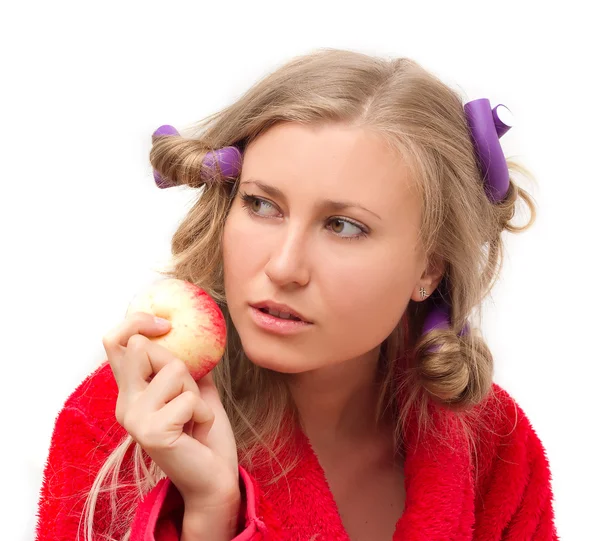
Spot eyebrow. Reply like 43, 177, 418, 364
239, 180, 382, 221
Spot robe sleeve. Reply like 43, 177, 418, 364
129, 466, 268, 541
34, 403, 268, 541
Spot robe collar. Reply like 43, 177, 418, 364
251, 404, 475, 540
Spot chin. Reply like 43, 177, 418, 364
239, 335, 308, 374
228, 302, 317, 373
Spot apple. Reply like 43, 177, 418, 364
126, 278, 227, 380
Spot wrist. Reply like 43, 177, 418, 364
182, 489, 242, 541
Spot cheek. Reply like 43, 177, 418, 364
223, 224, 245, 284
321, 253, 413, 339
222, 212, 245, 297
222, 207, 268, 302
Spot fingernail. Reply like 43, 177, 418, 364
154, 317, 171, 328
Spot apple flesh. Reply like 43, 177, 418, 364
126, 278, 226, 380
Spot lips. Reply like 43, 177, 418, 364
258, 307, 301, 321
251, 301, 311, 323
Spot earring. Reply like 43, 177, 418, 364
420, 287, 428, 300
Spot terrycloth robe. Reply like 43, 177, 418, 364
35, 362, 559, 540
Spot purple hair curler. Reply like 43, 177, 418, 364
423, 98, 512, 342
464, 98, 513, 203
151, 125, 242, 189
422, 301, 451, 334
202, 147, 243, 180
422, 296, 471, 337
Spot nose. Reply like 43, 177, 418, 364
264, 223, 310, 288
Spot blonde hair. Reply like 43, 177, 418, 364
79, 48, 537, 540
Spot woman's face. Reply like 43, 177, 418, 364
222, 121, 434, 374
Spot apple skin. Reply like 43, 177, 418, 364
126, 278, 227, 380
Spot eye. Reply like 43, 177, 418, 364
239, 192, 369, 241
327, 218, 368, 240
240, 192, 278, 216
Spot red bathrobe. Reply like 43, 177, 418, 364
35, 361, 559, 540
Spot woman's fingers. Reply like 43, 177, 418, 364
102, 311, 171, 387
134, 355, 200, 411
195, 370, 225, 414
129, 390, 214, 451
113, 333, 191, 427
121, 334, 180, 396
159, 391, 215, 436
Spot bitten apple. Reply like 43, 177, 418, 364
126, 278, 227, 380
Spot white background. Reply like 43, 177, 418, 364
2, 1, 598, 539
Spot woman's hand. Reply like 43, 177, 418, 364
102, 311, 239, 510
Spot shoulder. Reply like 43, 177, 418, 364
473, 382, 547, 450
43, 361, 134, 504
64, 360, 117, 407
36, 364, 144, 540
469, 382, 554, 500
58, 360, 126, 445
461, 386, 559, 538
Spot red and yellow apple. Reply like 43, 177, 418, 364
126, 278, 227, 380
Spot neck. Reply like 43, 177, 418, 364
284, 346, 390, 447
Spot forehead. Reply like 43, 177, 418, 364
240, 122, 419, 218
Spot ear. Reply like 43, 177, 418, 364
410, 254, 446, 302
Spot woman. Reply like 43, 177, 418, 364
35, 48, 559, 541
